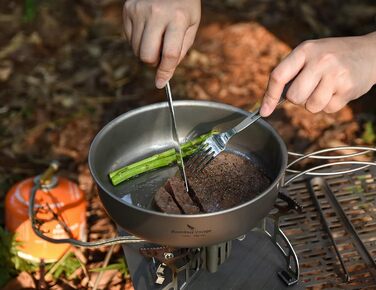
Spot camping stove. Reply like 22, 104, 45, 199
119, 161, 376, 290
119, 191, 302, 290
29, 146, 376, 289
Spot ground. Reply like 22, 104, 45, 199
0, 0, 375, 289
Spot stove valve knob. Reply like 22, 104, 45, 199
164, 252, 174, 259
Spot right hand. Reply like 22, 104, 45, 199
123, 0, 201, 89
260, 32, 376, 117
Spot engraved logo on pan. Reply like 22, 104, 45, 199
171, 224, 212, 237
186, 224, 195, 230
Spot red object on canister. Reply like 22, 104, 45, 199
5, 165, 86, 263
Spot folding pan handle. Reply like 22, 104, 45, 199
283, 146, 376, 186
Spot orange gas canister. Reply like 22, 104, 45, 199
5, 163, 87, 263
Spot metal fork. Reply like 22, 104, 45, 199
187, 91, 288, 173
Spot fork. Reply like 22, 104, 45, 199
187, 90, 288, 173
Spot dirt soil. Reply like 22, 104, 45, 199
0, 0, 375, 289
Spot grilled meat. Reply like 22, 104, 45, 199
154, 152, 270, 214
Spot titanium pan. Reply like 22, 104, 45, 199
88, 100, 287, 247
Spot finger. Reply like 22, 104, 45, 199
123, 2, 132, 42
305, 77, 334, 113
155, 24, 186, 89
131, 20, 145, 57
139, 20, 166, 66
123, 17, 132, 43
323, 94, 348, 113
286, 65, 321, 105
260, 48, 306, 117
178, 24, 199, 64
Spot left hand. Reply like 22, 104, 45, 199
123, 0, 201, 89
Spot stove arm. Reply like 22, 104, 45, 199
256, 190, 302, 286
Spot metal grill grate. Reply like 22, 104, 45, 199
281, 166, 376, 289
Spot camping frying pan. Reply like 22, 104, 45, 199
88, 100, 287, 248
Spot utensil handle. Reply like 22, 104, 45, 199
231, 82, 290, 135
165, 81, 190, 192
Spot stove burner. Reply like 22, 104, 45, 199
120, 166, 376, 290
120, 191, 301, 290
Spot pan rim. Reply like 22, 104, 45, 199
88, 100, 287, 218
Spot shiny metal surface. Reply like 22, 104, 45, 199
88, 100, 287, 247
165, 81, 189, 191
187, 93, 286, 174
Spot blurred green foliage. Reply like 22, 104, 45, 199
0, 227, 38, 287
46, 252, 81, 279
362, 121, 375, 145
23, 0, 37, 22
90, 257, 129, 277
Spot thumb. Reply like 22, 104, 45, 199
260, 48, 305, 116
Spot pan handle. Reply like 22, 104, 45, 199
283, 146, 376, 186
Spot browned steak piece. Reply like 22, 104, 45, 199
154, 187, 182, 214
154, 151, 270, 214
166, 177, 200, 214
188, 152, 270, 213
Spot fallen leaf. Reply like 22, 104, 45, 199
2, 271, 36, 290
89, 269, 118, 290
0, 60, 13, 81
0, 33, 25, 59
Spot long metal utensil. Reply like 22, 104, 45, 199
165, 81, 189, 192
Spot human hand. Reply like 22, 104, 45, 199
260, 32, 376, 116
123, 0, 201, 89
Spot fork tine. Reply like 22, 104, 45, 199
192, 150, 215, 173
196, 155, 215, 173
193, 151, 214, 173
187, 148, 211, 172
186, 143, 209, 169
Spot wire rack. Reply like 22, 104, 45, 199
281, 165, 376, 289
